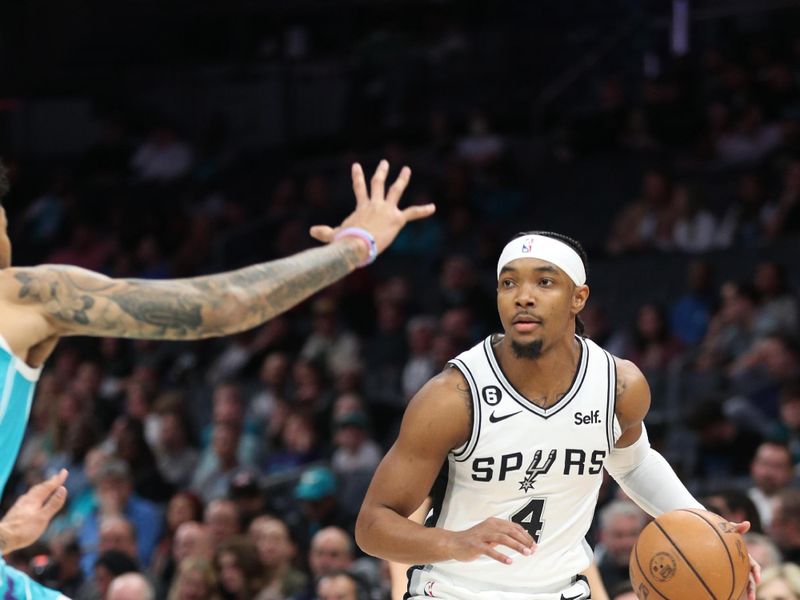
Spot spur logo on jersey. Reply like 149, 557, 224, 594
471, 448, 607, 485
574, 410, 601, 425
519, 449, 556, 492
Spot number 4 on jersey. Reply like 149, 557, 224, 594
511, 498, 546, 543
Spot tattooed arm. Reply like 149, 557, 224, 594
8, 241, 363, 339
1, 161, 435, 342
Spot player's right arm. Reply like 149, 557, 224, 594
0, 162, 435, 351
355, 367, 536, 565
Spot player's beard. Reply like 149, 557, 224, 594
511, 338, 543, 359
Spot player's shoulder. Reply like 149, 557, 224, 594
611, 355, 651, 426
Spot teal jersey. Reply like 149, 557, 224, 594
0, 336, 41, 495
0, 337, 65, 599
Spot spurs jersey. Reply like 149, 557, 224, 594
408, 335, 620, 597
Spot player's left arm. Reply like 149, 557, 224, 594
605, 356, 703, 516
607, 357, 761, 599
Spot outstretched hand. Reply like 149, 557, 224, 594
309, 160, 436, 256
0, 469, 68, 554
731, 521, 761, 600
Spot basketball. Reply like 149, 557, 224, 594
629, 509, 750, 600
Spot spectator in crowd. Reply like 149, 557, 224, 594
316, 570, 363, 600
401, 316, 439, 401
627, 303, 684, 372
107, 572, 155, 600
213, 536, 266, 600
743, 532, 783, 571
770, 380, 800, 465
131, 124, 194, 182
696, 281, 760, 371
716, 172, 772, 247
203, 499, 241, 552
74, 550, 140, 600
770, 489, 800, 564
154, 409, 200, 490
291, 526, 356, 600
151, 492, 203, 593
167, 557, 220, 600
668, 184, 717, 253
228, 469, 267, 529
192, 421, 249, 504
606, 167, 673, 255
247, 351, 291, 430
248, 516, 307, 600
669, 260, 714, 347
703, 489, 764, 534
77, 460, 162, 577
750, 442, 796, 528
331, 412, 382, 475
752, 261, 799, 337
300, 296, 362, 380
264, 412, 323, 476
756, 562, 800, 600
173, 522, 214, 564
287, 467, 351, 556
113, 415, 174, 502
594, 500, 647, 592
766, 158, 800, 238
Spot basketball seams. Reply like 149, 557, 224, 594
653, 520, 718, 600
633, 543, 671, 600
677, 509, 738, 600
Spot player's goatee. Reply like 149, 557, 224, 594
511, 339, 543, 359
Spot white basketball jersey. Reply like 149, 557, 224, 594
408, 335, 621, 596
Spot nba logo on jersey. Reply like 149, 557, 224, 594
521, 237, 534, 253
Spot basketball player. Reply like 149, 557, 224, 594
0, 159, 433, 600
356, 231, 760, 600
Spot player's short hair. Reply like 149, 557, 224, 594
0, 160, 8, 200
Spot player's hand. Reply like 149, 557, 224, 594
730, 521, 761, 600
309, 160, 435, 257
445, 517, 536, 565
0, 469, 68, 554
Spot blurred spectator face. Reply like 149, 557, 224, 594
57, 391, 81, 422
441, 256, 472, 291
282, 413, 315, 453
317, 573, 359, 600
759, 338, 799, 379
175, 570, 209, 600
173, 522, 212, 563
159, 412, 187, 450
407, 318, 436, 354
96, 474, 132, 512
99, 517, 137, 559
310, 528, 353, 577
167, 493, 201, 533
212, 422, 240, 465
260, 352, 289, 388
204, 500, 240, 547
73, 361, 102, 398
216, 550, 245, 595
312, 298, 338, 336
248, 517, 294, 569
751, 443, 793, 495
780, 389, 800, 430
124, 382, 151, 420
636, 304, 665, 340
212, 385, 243, 424
601, 512, 644, 566
332, 393, 364, 420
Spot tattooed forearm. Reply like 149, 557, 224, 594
13, 240, 364, 340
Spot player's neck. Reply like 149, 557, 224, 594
496, 335, 581, 408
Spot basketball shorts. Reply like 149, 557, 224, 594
406, 570, 591, 600
0, 561, 68, 600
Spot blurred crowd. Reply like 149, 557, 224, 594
2, 7, 800, 600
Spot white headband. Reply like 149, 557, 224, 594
496, 234, 586, 285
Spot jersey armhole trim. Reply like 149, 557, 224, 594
448, 358, 481, 462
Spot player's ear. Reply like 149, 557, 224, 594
572, 284, 589, 315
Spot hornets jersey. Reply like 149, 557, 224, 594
408, 335, 620, 597
0, 336, 65, 600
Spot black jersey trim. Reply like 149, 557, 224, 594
603, 349, 616, 454
448, 358, 482, 462
482, 335, 588, 419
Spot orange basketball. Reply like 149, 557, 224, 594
629, 509, 750, 600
